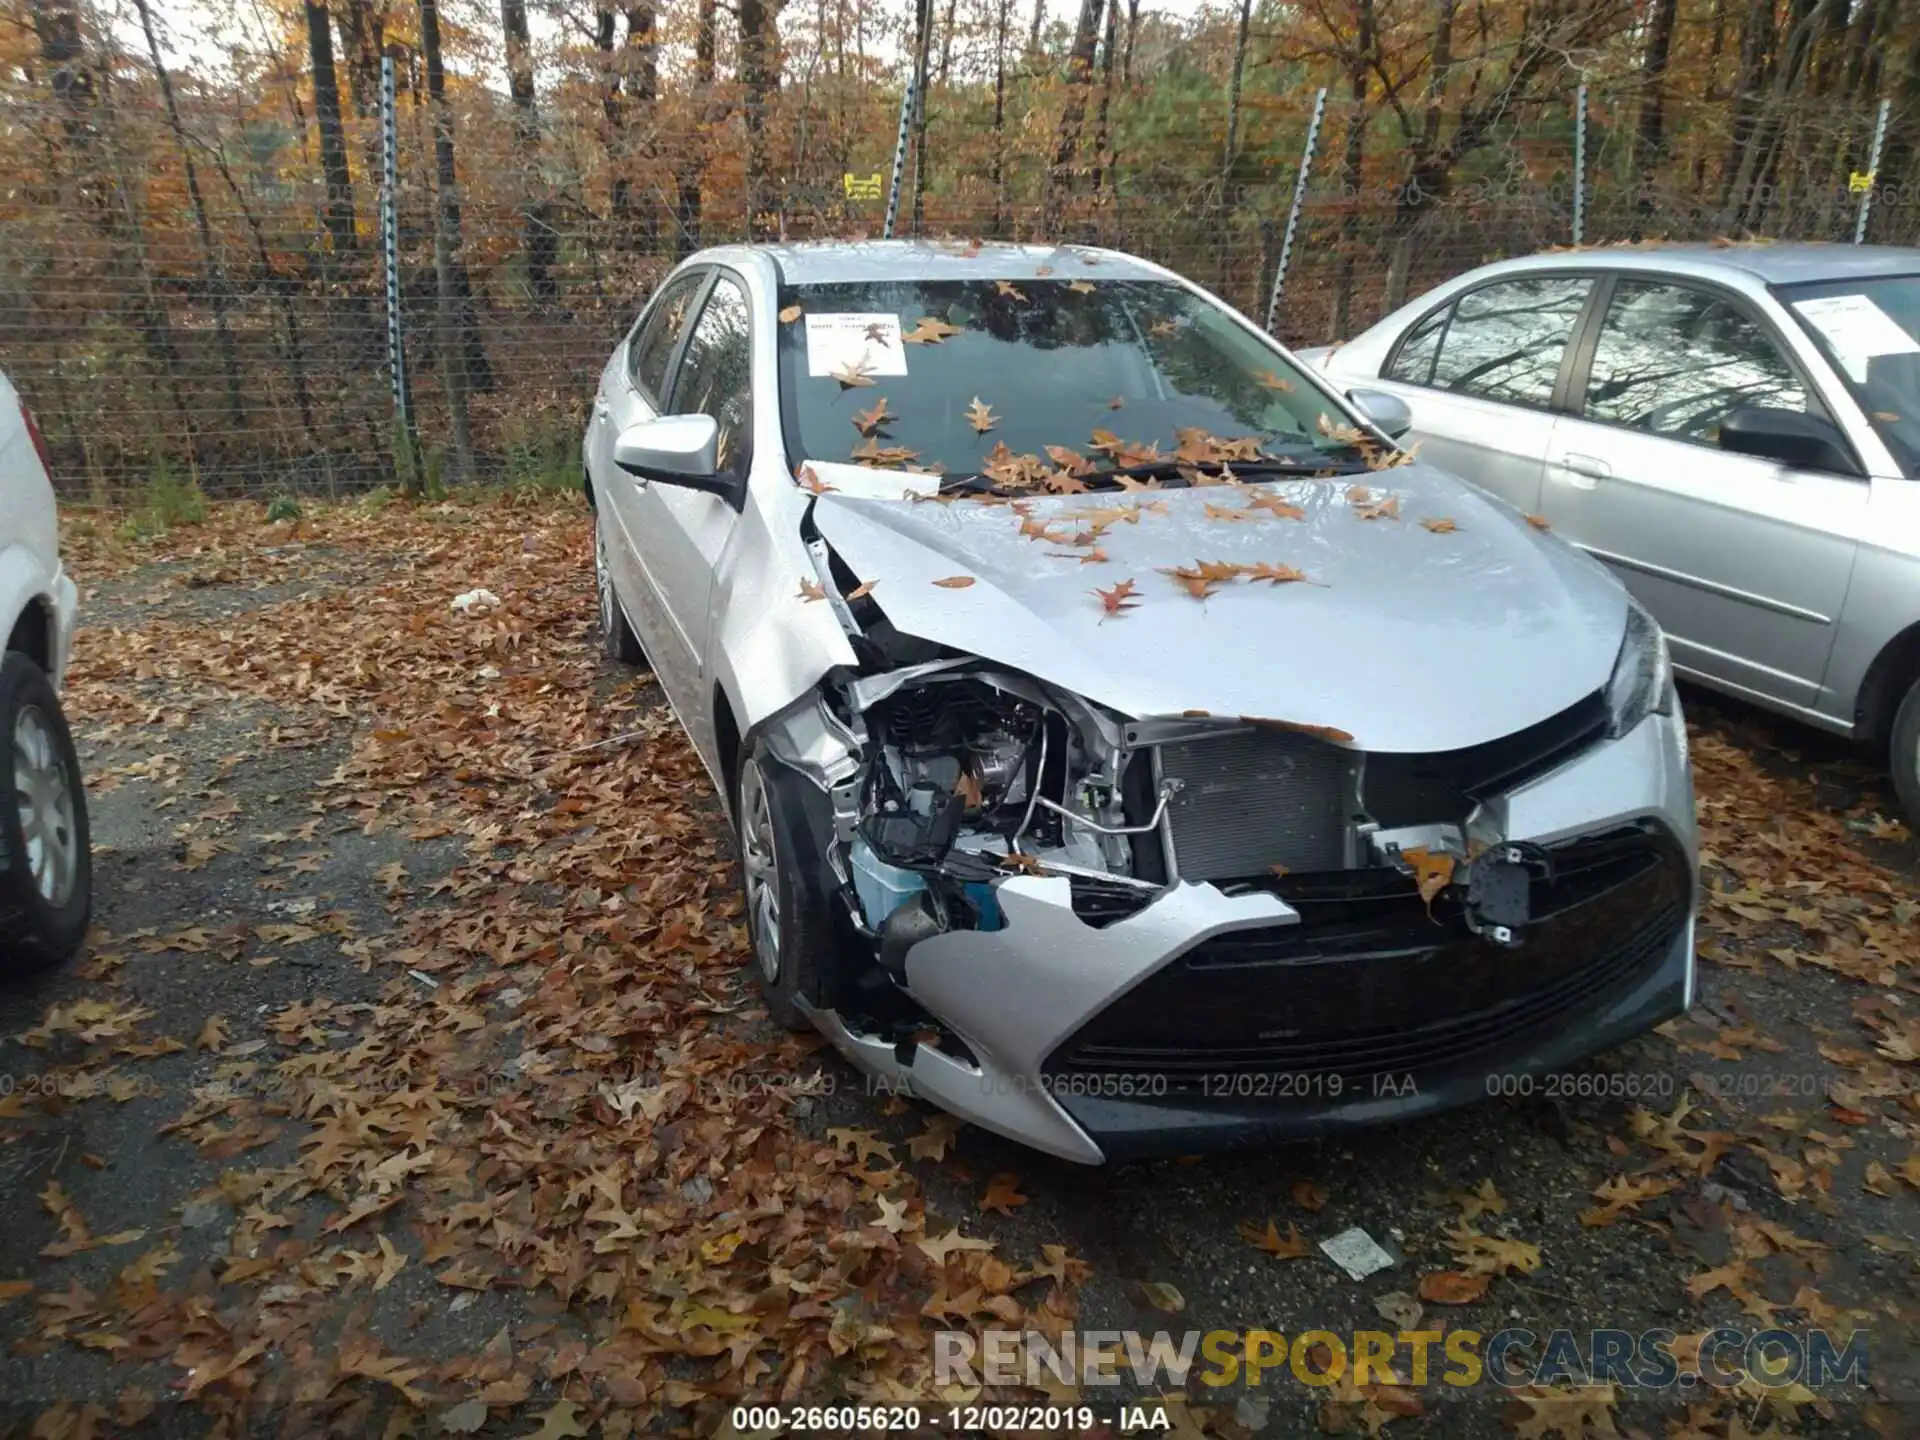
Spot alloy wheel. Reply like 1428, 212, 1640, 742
595, 524, 616, 638
739, 758, 781, 985
12, 705, 78, 908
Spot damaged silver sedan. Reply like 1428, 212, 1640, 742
583, 241, 1698, 1164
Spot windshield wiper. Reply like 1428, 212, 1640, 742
936, 454, 1371, 497
1095, 456, 1371, 484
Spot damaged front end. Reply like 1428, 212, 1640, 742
762, 638, 1162, 975
755, 537, 1697, 1164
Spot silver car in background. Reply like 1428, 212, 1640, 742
1308, 243, 1920, 824
585, 241, 1696, 1163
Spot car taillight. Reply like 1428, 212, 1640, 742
20, 400, 52, 480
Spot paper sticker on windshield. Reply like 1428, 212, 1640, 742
805, 313, 909, 379
1790, 293, 1920, 382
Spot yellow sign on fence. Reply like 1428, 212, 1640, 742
843, 172, 884, 201
1850, 169, 1877, 194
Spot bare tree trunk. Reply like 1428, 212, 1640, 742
28, 0, 97, 151
909, 0, 933, 234
1090, 0, 1119, 204
1633, 0, 1678, 224
595, 5, 663, 248
1720, 0, 1776, 207
1842, 0, 1890, 103
500, 0, 556, 302
97, 80, 197, 471
739, 0, 781, 236
992, 0, 1010, 233
336, 0, 384, 118
1215, 0, 1251, 288
624, 5, 659, 250
34, 1, 193, 466
596, 6, 626, 235
1331, 0, 1374, 340
304, 0, 358, 252
206, 144, 320, 444
1029, 0, 1047, 54
1384, 0, 1455, 310
418, 0, 473, 480
676, 0, 716, 256
1122, 0, 1140, 82
1043, 0, 1104, 234
133, 0, 243, 431
936, 0, 959, 86
335, 1, 386, 191
1729, 0, 1826, 230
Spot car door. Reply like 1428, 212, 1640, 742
1540, 275, 1867, 711
1366, 274, 1595, 514
592, 268, 708, 652
626, 270, 755, 742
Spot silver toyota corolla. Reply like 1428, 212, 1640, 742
584, 241, 1698, 1164
1307, 242, 1920, 827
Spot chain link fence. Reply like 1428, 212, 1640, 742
2, 41, 1916, 501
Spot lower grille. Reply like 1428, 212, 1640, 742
1159, 730, 1354, 880
1046, 825, 1688, 1091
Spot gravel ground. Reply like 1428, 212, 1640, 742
1, 501, 1916, 1439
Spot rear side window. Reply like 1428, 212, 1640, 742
1428, 277, 1592, 408
628, 271, 705, 401
1584, 280, 1811, 443
1385, 306, 1447, 385
670, 276, 753, 477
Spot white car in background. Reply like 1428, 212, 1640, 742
0, 369, 90, 972
1303, 244, 1920, 823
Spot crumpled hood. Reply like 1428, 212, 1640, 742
809, 462, 1628, 753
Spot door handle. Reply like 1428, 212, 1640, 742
1562, 453, 1611, 480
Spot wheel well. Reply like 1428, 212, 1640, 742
1856, 620, 1920, 751
712, 685, 742, 815
6, 598, 51, 672
582, 465, 596, 511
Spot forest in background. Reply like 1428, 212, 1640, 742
1, 0, 1915, 497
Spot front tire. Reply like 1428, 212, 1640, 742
595, 513, 646, 666
734, 743, 835, 1032
1890, 674, 1920, 829
0, 652, 91, 976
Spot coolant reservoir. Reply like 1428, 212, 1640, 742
850, 835, 927, 928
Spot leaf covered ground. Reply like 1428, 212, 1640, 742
1, 497, 1917, 1438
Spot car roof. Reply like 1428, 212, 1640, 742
1487, 241, 1920, 288
695, 239, 1171, 286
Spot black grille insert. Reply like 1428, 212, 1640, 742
1046, 825, 1688, 1092
1362, 690, 1610, 827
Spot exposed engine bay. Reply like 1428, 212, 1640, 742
763, 538, 1558, 1038
841, 671, 1142, 977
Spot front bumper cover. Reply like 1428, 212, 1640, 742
810, 708, 1697, 1164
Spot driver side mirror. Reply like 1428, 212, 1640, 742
1347, 388, 1414, 441
1717, 405, 1860, 476
613, 414, 737, 497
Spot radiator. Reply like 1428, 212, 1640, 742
1157, 730, 1356, 880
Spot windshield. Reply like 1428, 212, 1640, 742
774, 278, 1376, 492
1778, 273, 1920, 476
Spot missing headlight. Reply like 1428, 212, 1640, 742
857, 680, 1048, 870
848, 673, 1144, 933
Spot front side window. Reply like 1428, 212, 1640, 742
775, 277, 1367, 489
670, 275, 753, 477
1585, 280, 1809, 444
1429, 276, 1592, 408
629, 271, 705, 401
1780, 273, 1920, 476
